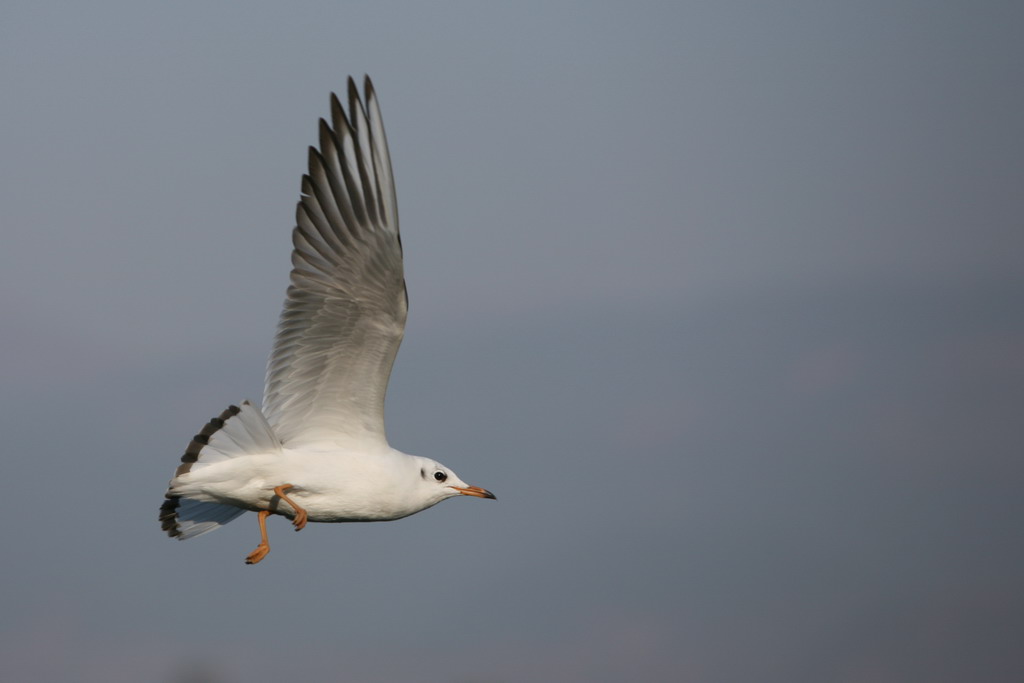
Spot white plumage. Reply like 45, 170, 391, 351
160, 77, 494, 564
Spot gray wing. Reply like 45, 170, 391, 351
262, 77, 405, 447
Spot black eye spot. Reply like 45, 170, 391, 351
433, 471, 447, 482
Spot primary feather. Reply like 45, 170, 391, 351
263, 77, 406, 448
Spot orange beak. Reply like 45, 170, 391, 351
452, 485, 496, 500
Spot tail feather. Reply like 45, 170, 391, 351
160, 400, 281, 539
160, 498, 246, 539
174, 401, 281, 477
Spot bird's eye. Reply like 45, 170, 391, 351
433, 471, 447, 482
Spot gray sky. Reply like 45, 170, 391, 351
2, 1, 1023, 681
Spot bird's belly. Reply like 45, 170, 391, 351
173, 452, 424, 522
283, 485, 420, 523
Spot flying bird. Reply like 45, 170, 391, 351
160, 77, 495, 564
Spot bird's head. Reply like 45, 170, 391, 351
413, 458, 496, 505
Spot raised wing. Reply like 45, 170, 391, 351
262, 77, 405, 447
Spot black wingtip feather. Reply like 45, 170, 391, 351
347, 78, 370, 124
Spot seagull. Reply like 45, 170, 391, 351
159, 77, 495, 564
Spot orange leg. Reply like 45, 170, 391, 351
245, 510, 272, 564
273, 484, 308, 531
244, 484, 308, 564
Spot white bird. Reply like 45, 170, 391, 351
160, 77, 495, 564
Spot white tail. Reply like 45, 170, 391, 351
160, 401, 281, 539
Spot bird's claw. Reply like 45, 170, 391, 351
245, 543, 270, 565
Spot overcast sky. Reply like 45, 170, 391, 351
2, 2, 1023, 682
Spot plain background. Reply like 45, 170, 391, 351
2, 2, 1023, 681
